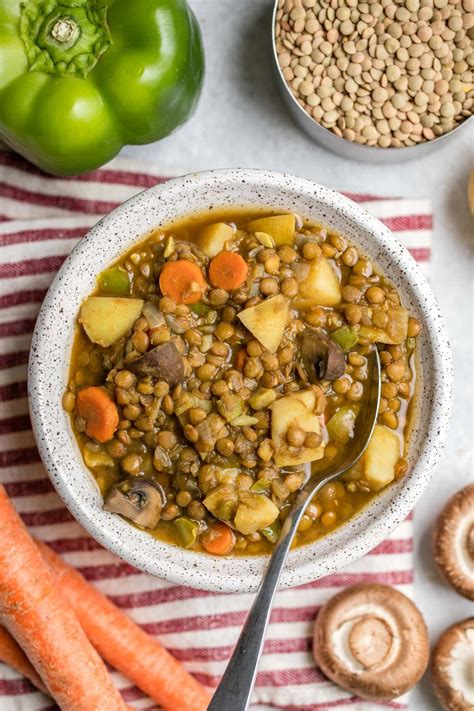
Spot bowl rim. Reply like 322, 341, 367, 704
270, 0, 474, 157
28, 168, 453, 593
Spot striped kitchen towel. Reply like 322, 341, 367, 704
0, 150, 431, 711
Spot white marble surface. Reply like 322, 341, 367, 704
121, 1, 474, 708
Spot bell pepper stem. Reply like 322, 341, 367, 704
51, 18, 80, 45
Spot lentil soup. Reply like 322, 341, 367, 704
64, 211, 420, 556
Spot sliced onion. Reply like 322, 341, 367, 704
294, 213, 304, 229
294, 262, 311, 283
143, 303, 165, 329
165, 314, 187, 334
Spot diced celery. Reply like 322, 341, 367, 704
331, 325, 359, 352
190, 302, 210, 316
260, 519, 282, 543
216, 394, 244, 422
98, 267, 131, 296
175, 518, 199, 548
326, 404, 359, 444
250, 478, 271, 494
230, 415, 259, 427
203, 485, 239, 521
174, 392, 200, 416
248, 388, 277, 410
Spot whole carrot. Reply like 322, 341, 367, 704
0, 626, 47, 694
37, 540, 211, 711
0, 486, 127, 711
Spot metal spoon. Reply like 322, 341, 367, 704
208, 348, 381, 711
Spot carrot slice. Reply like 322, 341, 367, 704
0, 626, 47, 694
159, 260, 207, 304
76, 386, 119, 443
234, 348, 247, 372
37, 540, 211, 711
201, 522, 236, 556
0, 486, 126, 711
208, 251, 249, 291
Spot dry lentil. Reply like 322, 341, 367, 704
275, 0, 473, 147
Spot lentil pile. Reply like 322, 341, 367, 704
64, 211, 420, 556
275, 0, 473, 147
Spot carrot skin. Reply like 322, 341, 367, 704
0, 486, 126, 711
37, 541, 211, 711
0, 626, 47, 694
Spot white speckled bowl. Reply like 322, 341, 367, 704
29, 169, 453, 593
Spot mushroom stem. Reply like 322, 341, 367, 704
313, 583, 429, 701
432, 618, 474, 711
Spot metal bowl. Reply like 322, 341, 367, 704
271, 0, 473, 163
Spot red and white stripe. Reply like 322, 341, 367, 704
0, 150, 431, 711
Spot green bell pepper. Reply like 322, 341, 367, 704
331, 325, 359, 352
98, 266, 130, 295
326, 404, 359, 444
0, 0, 204, 175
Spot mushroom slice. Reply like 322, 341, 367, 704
434, 483, 474, 600
104, 477, 165, 530
129, 342, 184, 386
312, 583, 429, 700
432, 618, 474, 711
301, 329, 346, 382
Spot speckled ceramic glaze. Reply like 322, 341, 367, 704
29, 170, 453, 593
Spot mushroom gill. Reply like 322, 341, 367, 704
434, 483, 474, 601
104, 477, 165, 530
432, 618, 474, 711
312, 583, 429, 701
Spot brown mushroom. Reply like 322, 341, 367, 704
301, 329, 346, 382
104, 477, 165, 529
129, 341, 184, 386
434, 484, 474, 601
313, 583, 429, 700
432, 618, 474, 711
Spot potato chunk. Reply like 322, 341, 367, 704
197, 222, 234, 257
234, 492, 279, 535
79, 297, 143, 347
295, 257, 341, 308
238, 295, 289, 353
246, 214, 296, 246
271, 388, 325, 466
363, 424, 400, 491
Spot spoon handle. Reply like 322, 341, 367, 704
207, 504, 306, 711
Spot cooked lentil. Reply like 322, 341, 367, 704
66, 210, 420, 555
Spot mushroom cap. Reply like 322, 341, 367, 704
104, 477, 165, 530
433, 484, 474, 600
301, 329, 346, 382
432, 618, 474, 711
312, 582, 429, 701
